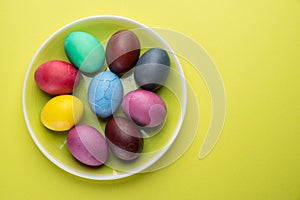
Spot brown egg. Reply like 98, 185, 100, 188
105, 30, 140, 75
105, 117, 143, 161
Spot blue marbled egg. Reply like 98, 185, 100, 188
88, 71, 123, 118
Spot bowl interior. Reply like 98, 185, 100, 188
23, 16, 186, 180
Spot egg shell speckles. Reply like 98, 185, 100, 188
64, 31, 105, 73
67, 125, 108, 166
88, 71, 123, 118
122, 90, 167, 127
34, 60, 80, 95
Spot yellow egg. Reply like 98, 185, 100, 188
41, 95, 84, 131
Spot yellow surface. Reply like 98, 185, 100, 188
1, 0, 300, 199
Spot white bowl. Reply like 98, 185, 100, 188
22, 15, 187, 180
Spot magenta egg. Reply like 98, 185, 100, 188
34, 60, 80, 95
122, 90, 167, 127
67, 125, 108, 166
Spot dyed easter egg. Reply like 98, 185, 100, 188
41, 95, 84, 131
105, 117, 143, 161
67, 125, 108, 166
34, 60, 80, 95
106, 30, 140, 75
122, 90, 167, 127
88, 71, 123, 118
64, 31, 105, 73
134, 48, 170, 91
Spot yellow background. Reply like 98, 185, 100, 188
1, 0, 300, 199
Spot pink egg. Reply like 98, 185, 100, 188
67, 125, 108, 166
34, 60, 80, 95
122, 90, 167, 127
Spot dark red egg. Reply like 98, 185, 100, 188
105, 117, 143, 161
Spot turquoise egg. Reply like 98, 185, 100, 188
64, 31, 105, 73
88, 71, 123, 118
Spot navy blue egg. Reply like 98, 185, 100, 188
134, 48, 170, 91
88, 71, 123, 118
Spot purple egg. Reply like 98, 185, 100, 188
67, 125, 108, 166
122, 90, 167, 127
